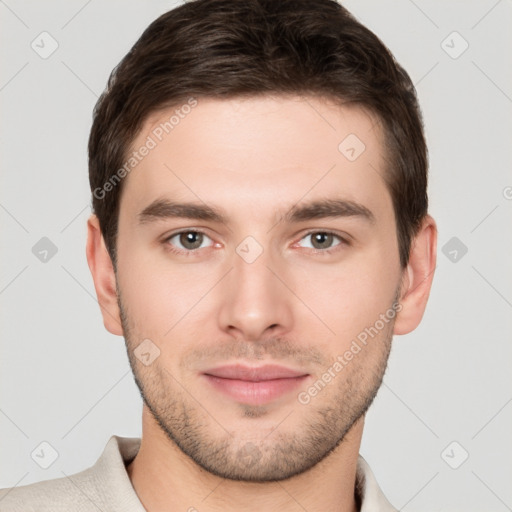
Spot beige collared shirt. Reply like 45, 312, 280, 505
0, 435, 397, 511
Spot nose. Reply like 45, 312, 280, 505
217, 244, 293, 342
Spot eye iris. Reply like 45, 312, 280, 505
175, 233, 336, 251
180, 232, 203, 250
311, 232, 333, 249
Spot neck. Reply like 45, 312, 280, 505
127, 406, 363, 512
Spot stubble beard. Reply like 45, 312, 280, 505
118, 288, 394, 482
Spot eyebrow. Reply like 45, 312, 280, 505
137, 197, 375, 226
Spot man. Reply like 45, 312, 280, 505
0, 0, 436, 510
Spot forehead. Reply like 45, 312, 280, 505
119, 95, 392, 226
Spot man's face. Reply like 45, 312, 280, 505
115, 96, 404, 481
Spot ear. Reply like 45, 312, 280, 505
85, 214, 123, 336
393, 214, 437, 335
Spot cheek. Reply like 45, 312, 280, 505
117, 244, 219, 334
302, 250, 400, 345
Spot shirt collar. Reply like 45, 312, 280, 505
355, 454, 398, 511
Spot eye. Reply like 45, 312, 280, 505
296, 231, 348, 253
164, 230, 214, 254
162, 229, 349, 257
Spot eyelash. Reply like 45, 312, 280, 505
162, 229, 350, 257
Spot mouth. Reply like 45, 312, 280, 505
202, 364, 310, 406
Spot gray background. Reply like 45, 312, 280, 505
1, 1, 511, 510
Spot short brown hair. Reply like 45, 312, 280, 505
88, 0, 428, 269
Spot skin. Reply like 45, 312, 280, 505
86, 95, 437, 512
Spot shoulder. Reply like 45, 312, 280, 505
0, 465, 101, 511
0, 435, 142, 512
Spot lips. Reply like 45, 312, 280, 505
202, 364, 309, 405
204, 364, 308, 381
